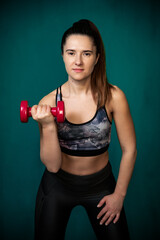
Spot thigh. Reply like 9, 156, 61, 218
83, 174, 130, 240
35, 170, 74, 240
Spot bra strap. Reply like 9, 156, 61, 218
55, 85, 62, 106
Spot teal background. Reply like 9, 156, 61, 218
1, 0, 160, 239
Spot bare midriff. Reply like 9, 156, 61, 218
61, 151, 109, 175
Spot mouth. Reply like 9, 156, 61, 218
72, 68, 84, 73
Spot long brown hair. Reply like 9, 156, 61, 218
61, 19, 113, 108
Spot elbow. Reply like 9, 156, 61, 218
46, 166, 61, 173
40, 155, 62, 173
122, 146, 137, 160
43, 161, 61, 173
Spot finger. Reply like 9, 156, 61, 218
99, 211, 111, 225
41, 104, 46, 113
31, 105, 38, 118
113, 213, 120, 224
97, 206, 108, 219
97, 196, 107, 208
31, 105, 38, 112
38, 105, 48, 117
36, 105, 42, 116
46, 105, 51, 114
40, 105, 51, 115
42, 105, 48, 115
105, 214, 115, 226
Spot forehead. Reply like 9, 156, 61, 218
64, 34, 96, 50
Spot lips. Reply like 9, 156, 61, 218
73, 68, 84, 73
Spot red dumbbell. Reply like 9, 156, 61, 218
20, 100, 65, 123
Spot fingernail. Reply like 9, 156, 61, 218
100, 222, 103, 225
97, 204, 100, 207
105, 222, 108, 226
97, 216, 99, 219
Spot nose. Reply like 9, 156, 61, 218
75, 54, 82, 65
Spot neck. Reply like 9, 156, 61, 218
67, 77, 92, 96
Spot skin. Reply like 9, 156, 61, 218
31, 34, 137, 226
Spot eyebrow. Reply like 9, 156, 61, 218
66, 49, 93, 53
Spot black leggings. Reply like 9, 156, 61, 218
35, 162, 130, 240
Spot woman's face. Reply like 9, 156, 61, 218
62, 34, 99, 82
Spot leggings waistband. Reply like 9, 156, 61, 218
55, 161, 112, 187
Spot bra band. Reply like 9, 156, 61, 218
60, 145, 109, 157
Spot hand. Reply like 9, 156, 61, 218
97, 192, 124, 226
31, 104, 55, 126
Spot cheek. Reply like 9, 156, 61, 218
63, 57, 73, 66
87, 60, 97, 73
63, 58, 71, 72
64, 63, 70, 74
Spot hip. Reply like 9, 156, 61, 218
40, 161, 116, 198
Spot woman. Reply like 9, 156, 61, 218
32, 19, 137, 240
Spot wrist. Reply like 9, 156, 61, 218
113, 190, 126, 199
41, 122, 57, 131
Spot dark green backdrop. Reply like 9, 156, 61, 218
1, 0, 160, 239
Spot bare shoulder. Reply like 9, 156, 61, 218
38, 89, 57, 107
110, 85, 129, 112
111, 85, 127, 102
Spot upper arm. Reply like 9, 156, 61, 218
111, 86, 136, 153
37, 90, 57, 133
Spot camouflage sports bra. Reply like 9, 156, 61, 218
55, 86, 112, 157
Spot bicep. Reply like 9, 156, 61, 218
112, 89, 136, 152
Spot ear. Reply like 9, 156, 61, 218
95, 53, 100, 65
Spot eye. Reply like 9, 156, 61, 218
67, 51, 75, 56
83, 52, 91, 56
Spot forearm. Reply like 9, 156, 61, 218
114, 148, 137, 198
40, 124, 62, 172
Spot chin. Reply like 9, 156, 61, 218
69, 74, 91, 82
71, 77, 89, 82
